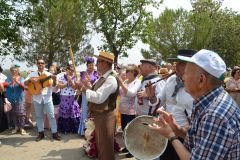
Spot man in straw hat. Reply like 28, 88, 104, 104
78, 51, 119, 160
146, 49, 197, 160
149, 49, 240, 159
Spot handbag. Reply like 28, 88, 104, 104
4, 103, 12, 113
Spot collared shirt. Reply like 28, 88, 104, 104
86, 69, 118, 104
136, 74, 165, 115
184, 86, 240, 159
152, 75, 193, 127
25, 71, 53, 104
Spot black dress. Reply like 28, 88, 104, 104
0, 92, 8, 132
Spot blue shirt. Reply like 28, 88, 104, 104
184, 87, 240, 159
5, 77, 25, 104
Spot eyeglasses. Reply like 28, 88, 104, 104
96, 60, 104, 64
37, 62, 45, 65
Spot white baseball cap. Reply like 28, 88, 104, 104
177, 49, 226, 80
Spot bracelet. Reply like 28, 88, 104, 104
168, 136, 178, 143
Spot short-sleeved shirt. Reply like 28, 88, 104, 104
5, 76, 25, 104
25, 71, 53, 104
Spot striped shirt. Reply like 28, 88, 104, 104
184, 87, 240, 159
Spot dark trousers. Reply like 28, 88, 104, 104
120, 114, 136, 131
159, 137, 184, 160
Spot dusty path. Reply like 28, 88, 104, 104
0, 127, 135, 160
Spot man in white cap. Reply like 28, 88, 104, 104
149, 49, 240, 159
146, 49, 197, 160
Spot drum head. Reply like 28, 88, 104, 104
124, 115, 168, 160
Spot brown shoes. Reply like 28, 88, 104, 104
36, 132, 61, 141
52, 132, 61, 141
35, 132, 45, 142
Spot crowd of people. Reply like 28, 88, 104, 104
0, 49, 239, 159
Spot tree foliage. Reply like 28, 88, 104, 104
207, 9, 240, 67
89, 0, 162, 63
141, 8, 192, 61
16, 0, 92, 67
142, 0, 240, 67
0, 0, 37, 56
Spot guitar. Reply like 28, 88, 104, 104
28, 74, 54, 95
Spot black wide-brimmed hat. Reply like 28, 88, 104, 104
167, 49, 197, 61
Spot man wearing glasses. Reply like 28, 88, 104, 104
24, 57, 61, 141
79, 51, 119, 160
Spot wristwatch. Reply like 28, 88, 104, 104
168, 136, 178, 143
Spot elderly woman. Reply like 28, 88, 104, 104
226, 67, 240, 105
5, 65, 26, 135
78, 56, 99, 136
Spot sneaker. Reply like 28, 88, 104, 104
26, 119, 34, 127
20, 129, 27, 135
125, 153, 134, 158
120, 147, 128, 153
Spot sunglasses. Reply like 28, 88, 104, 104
37, 62, 45, 65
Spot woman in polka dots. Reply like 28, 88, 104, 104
57, 64, 80, 133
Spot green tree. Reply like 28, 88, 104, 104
142, 0, 240, 67
17, 0, 92, 67
89, 0, 162, 64
207, 9, 240, 67
141, 8, 192, 61
0, 0, 37, 56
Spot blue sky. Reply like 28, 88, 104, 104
1, 0, 240, 71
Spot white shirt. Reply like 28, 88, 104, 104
136, 74, 165, 115
154, 74, 193, 127
86, 69, 118, 104
0, 73, 7, 83
25, 71, 53, 104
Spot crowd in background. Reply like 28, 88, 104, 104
0, 49, 240, 159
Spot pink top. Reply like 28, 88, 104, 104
119, 78, 141, 115
24, 88, 32, 103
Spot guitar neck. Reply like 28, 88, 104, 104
39, 76, 52, 84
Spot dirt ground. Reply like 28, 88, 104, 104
0, 126, 135, 160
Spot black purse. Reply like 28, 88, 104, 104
52, 92, 61, 105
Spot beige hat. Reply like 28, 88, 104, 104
94, 51, 114, 63
159, 68, 169, 77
